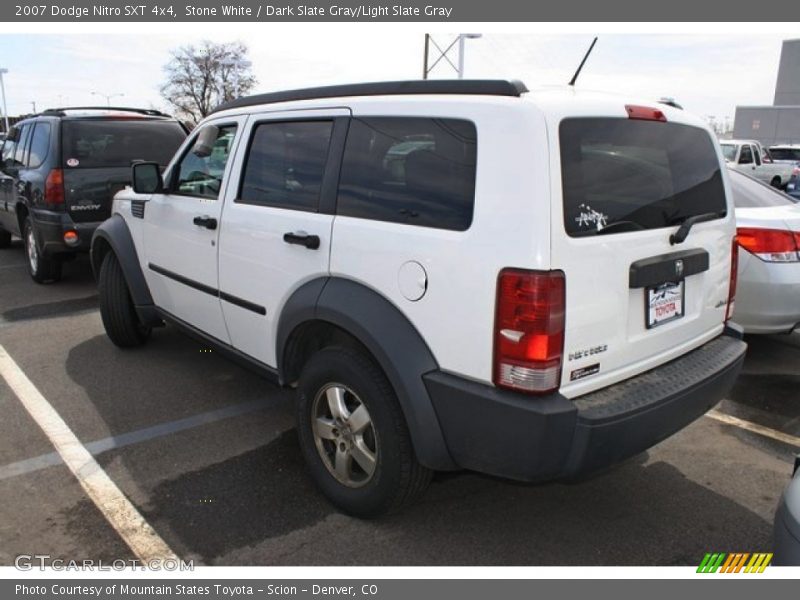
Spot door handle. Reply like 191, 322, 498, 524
193, 215, 217, 230
283, 231, 320, 250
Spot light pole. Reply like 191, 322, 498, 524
0, 68, 9, 134
423, 34, 482, 80
91, 91, 124, 107
457, 34, 482, 79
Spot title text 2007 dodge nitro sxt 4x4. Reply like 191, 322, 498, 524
91, 80, 747, 516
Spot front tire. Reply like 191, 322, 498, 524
24, 217, 61, 283
0, 229, 11, 248
296, 346, 432, 517
98, 251, 151, 347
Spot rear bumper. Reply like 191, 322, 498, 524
31, 209, 101, 255
735, 253, 800, 334
425, 330, 747, 482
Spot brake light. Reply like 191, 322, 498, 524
625, 105, 667, 122
736, 227, 799, 262
726, 236, 738, 323
493, 269, 565, 394
44, 169, 65, 208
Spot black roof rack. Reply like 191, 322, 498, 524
39, 106, 171, 118
212, 79, 528, 114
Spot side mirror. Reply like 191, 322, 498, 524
132, 162, 163, 194
191, 125, 220, 158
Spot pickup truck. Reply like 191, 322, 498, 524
720, 139, 795, 189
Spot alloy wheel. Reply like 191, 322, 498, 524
311, 383, 378, 488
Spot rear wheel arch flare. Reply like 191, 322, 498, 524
276, 277, 457, 471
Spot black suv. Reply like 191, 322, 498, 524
0, 107, 187, 282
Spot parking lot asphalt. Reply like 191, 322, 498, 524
1, 239, 799, 566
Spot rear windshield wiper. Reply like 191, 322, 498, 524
668, 212, 724, 245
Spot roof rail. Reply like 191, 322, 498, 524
40, 106, 171, 118
212, 79, 529, 114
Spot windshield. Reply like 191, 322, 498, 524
62, 119, 186, 169
720, 144, 738, 162
769, 147, 800, 162
560, 118, 727, 236
728, 168, 797, 208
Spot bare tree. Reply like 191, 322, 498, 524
160, 40, 256, 125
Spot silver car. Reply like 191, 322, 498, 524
729, 168, 800, 334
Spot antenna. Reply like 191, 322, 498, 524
568, 37, 598, 87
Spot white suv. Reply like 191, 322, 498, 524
91, 80, 747, 516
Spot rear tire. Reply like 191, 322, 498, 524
24, 217, 62, 283
296, 346, 432, 517
0, 229, 11, 248
771, 176, 782, 189
98, 251, 151, 347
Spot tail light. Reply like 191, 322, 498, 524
625, 105, 667, 122
44, 169, 65, 209
726, 235, 738, 323
493, 269, 565, 394
736, 227, 800, 262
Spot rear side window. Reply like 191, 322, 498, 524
728, 169, 796, 208
337, 117, 477, 231
560, 118, 727, 237
61, 120, 186, 169
14, 124, 32, 167
28, 123, 51, 169
239, 120, 333, 211
1, 128, 18, 166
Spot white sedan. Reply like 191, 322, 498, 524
730, 167, 800, 334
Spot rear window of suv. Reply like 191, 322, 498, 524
61, 119, 186, 169
560, 118, 727, 237
769, 147, 800, 162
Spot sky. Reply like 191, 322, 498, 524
0, 32, 790, 124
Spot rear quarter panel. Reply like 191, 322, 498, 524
329, 96, 552, 383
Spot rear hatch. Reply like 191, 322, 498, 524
61, 118, 186, 222
551, 108, 734, 398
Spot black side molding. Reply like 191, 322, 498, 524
149, 263, 267, 316
629, 248, 709, 288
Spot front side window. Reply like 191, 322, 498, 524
739, 144, 753, 165
238, 120, 333, 211
560, 118, 727, 236
337, 117, 477, 231
28, 123, 51, 169
174, 125, 237, 199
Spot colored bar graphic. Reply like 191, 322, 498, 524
697, 552, 771, 573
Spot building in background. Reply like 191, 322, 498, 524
734, 39, 800, 146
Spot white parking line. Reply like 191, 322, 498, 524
0, 343, 179, 564
706, 408, 800, 449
